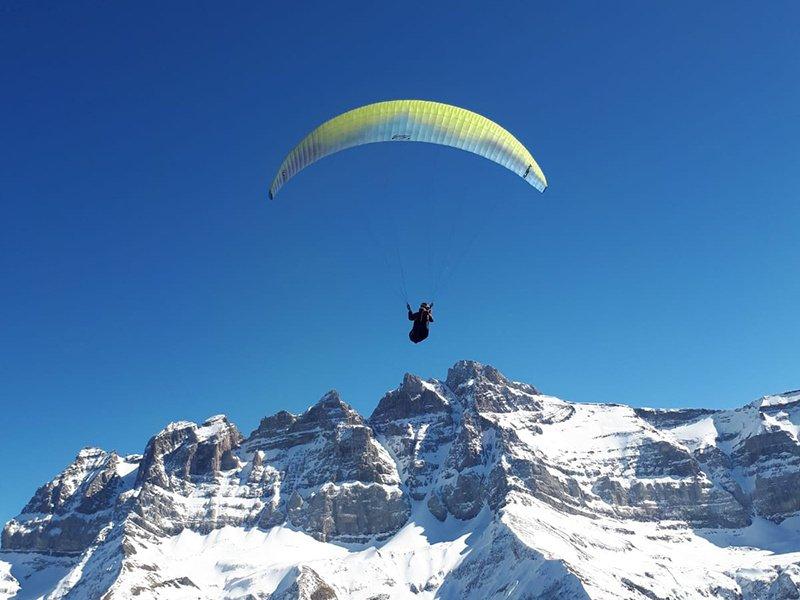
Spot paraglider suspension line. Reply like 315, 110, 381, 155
396, 245, 410, 304
431, 194, 503, 303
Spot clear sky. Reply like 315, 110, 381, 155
1, 2, 798, 523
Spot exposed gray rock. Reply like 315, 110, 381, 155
632, 440, 700, 478
370, 373, 450, 423
634, 407, 719, 429
440, 471, 484, 520
427, 491, 447, 521
592, 474, 750, 528
754, 471, 800, 522
289, 482, 408, 542
248, 390, 364, 454
725, 404, 800, 523
19, 448, 122, 516
488, 451, 590, 517
369, 375, 455, 501
445, 360, 542, 413
2, 449, 139, 554
136, 415, 243, 490
271, 566, 337, 600
734, 430, 800, 469
765, 567, 800, 600
693, 445, 751, 508
245, 390, 409, 541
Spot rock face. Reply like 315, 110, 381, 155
244, 390, 409, 541
2, 362, 800, 599
271, 566, 338, 600
1, 448, 140, 554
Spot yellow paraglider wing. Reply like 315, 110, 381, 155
268, 99, 546, 199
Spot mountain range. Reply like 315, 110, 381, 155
2, 360, 799, 599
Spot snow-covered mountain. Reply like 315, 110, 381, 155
2, 361, 800, 599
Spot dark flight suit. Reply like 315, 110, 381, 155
408, 307, 434, 344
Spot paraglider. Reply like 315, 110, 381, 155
268, 99, 547, 199
407, 302, 434, 344
267, 99, 547, 344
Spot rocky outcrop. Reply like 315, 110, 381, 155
753, 471, 800, 522
271, 566, 338, 600
370, 373, 451, 423
246, 390, 409, 541
634, 407, 718, 429
2, 448, 139, 554
445, 360, 542, 413
128, 415, 248, 538
652, 390, 800, 524
369, 374, 455, 501
135, 415, 243, 490
0, 563, 18, 598
288, 482, 408, 541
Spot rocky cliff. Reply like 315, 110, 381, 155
2, 362, 799, 599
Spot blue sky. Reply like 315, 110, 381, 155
1, 2, 798, 523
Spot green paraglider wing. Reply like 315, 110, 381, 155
268, 99, 547, 199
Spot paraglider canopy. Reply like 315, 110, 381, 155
268, 99, 547, 199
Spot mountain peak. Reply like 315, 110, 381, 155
75, 447, 106, 460
754, 389, 800, 410
370, 372, 449, 424
445, 360, 509, 391
316, 389, 344, 406
201, 414, 228, 426
251, 410, 297, 438
298, 390, 363, 429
